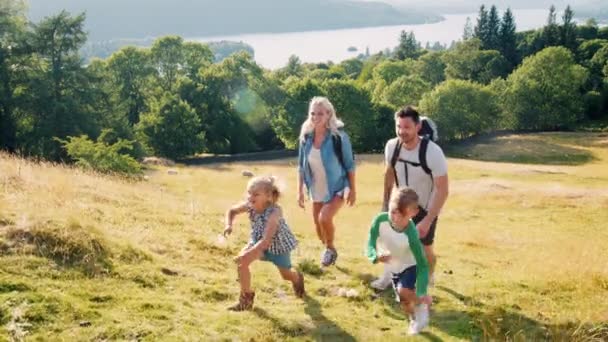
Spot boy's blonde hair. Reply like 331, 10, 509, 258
389, 187, 419, 214
247, 176, 281, 204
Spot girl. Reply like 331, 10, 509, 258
224, 176, 305, 311
366, 187, 432, 335
297, 96, 356, 267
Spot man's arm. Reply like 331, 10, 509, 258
426, 174, 448, 222
417, 174, 448, 238
381, 164, 395, 212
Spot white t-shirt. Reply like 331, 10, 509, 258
384, 138, 448, 210
308, 147, 329, 202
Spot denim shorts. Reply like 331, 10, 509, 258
392, 265, 417, 291
261, 251, 292, 269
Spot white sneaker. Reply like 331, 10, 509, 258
414, 303, 430, 331
370, 277, 391, 290
407, 317, 418, 335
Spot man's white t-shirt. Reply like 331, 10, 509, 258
384, 138, 448, 210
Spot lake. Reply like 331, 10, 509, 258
190, 8, 550, 69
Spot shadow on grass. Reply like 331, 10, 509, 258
253, 296, 356, 341
303, 296, 357, 341
435, 285, 608, 341
444, 133, 598, 166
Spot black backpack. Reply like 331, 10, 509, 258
389, 116, 438, 185
419, 116, 438, 142
390, 137, 433, 187
332, 132, 354, 171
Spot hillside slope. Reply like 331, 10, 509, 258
1, 132, 607, 340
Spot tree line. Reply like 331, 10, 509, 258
1, 1, 607, 175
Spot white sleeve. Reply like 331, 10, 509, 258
384, 138, 398, 166
426, 142, 448, 177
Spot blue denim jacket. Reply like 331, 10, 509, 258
298, 130, 355, 203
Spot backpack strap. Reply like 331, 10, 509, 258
419, 136, 432, 176
332, 134, 344, 170
390, 138, 402, 187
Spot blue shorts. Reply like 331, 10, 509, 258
261, 251, 292, 269
392, 265, 417, 292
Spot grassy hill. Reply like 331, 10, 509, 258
1, 132, 607, 340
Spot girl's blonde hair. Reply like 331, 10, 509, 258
389, 187, 419, 214
247, 175, 281, 204
298, 96, 344, 142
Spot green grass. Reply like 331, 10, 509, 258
1, 132, 607, 341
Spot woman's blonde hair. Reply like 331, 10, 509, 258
389, 187, 419, 214
299, 96, 344, 142
247, 175, 281, 204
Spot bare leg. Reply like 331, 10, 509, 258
278, 267, 298, 282
398, 288, 417, 316
318, 196, 344, 250
312, 202, 324, 245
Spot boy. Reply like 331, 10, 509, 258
367, 187, 432, 335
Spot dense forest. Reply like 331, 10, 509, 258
1, 0, 607, 175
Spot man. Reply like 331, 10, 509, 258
372, 106, 449, 291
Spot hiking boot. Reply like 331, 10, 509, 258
292, 271, 305, 298
228, 291, 255, 311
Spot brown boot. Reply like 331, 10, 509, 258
292, 272, 305, 298
228, 291, 255, 311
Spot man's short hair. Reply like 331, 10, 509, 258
394, 105, 420, 124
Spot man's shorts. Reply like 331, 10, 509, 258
413, 206, 438, 246
392, 265, 417, 292
261, 251, 292, 269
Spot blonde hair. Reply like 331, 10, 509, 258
247, 175, 281, 204
389, 187, 419, 214
299, 96, 344, 142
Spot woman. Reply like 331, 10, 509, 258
297, 96, 356, 267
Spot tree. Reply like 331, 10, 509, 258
22, 11, 96, 160
474, 5, 489, 46
499, 8, 518, 67
281, 55, 304, 78
463, 17, 474, 40
442, 39, 509, 84
107, 46, 153, 125
381, 75, 431, 109
0, 0, 27, 152
503, 47, 588, 130
322, 79, 375, 151
543, 5, 560, 47
371, 59, 416, 84
182, 42, 214, 79
560, 5, 577, 51
179, 52, 262, 153
416, 51, 446, 86
150, 36, 184, 91
419, 79, 501, 141
271, 78, 325, 149
486, 5, 501, 50
136, 94, 204, 159
395, 31, 421, 60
